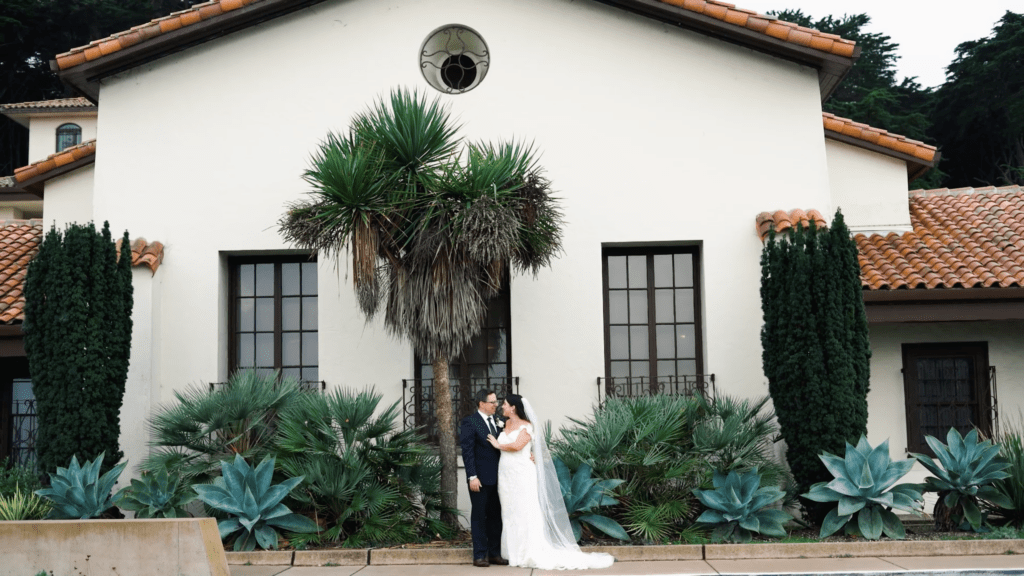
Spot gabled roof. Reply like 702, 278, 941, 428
0, 222, 165, 325
858, 186, 1024, 291
52, 0, 858, 102
0, 97, 95, 113
11, 140, 97, 196
823, 112, 939, 181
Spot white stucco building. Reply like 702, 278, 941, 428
1, 0, 1021, 517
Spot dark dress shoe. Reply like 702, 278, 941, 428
473, 559, 490, 567
488, 557, 509, 565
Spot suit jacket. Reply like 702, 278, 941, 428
460, 412, 501, 486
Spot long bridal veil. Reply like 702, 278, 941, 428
521, 397, 614, 564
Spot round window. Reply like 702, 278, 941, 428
420, 25, 489, 94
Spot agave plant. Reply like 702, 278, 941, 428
193, 454, 318, 551
35, 453, 127, 519
911, 428, 1012, 532
120, 467, 197, 518
553, 457, 628, 542
804, 437, 924, 540
0, 484, 51, 520
692, 468, 790, 543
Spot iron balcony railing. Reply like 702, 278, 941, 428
402, 376, 519, 444
208, 380, 326, 392
6, 399, 38, 470
597, 374, 715, 404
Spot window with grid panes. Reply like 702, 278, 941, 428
56, 123, 81, 152
230, 256, 318, 383
603, 247, 703, 381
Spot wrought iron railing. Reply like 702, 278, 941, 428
9, 399, 37, 469
208, 380, 326, 392
597, 374, 715, 404
989, 365, 999, 438
402, 377, 519, 444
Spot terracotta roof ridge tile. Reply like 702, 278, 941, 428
823, 112, 937, 163
755, 208, 828, 241
0, 97, 95, 111
116, 237, 165, 275
13, 140, 96, 183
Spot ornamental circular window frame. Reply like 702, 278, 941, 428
420, 24, 490, 94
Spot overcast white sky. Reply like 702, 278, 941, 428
737, 1, 1022, 88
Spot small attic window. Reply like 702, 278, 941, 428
56, 123, 82, 152
420, 25, 489, 94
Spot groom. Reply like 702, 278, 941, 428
460, 389, 508, 568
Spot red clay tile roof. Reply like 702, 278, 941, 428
858, 186, 1024, 291
0, 224, 165, 324
0, 97, 95, 113
0, 220, 43, 324
0, 176, 16, 189
755, 208, 827, 241
53, 0, 855, 72
655, 0, 856, 57
13, 140, 96, 184
823, 112, 937, 164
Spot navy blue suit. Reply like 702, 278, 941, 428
460, 412, 502, 561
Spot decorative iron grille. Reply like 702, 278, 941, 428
208, 380, 326, 392
403, 376, 518, 444
420, 25, 490, 94
989, 365, 999, 438
597, 374, 715, 404
9, 399, 37, 469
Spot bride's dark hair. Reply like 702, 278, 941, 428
505, 394, 530, 422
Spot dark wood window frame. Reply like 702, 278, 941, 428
902, 341, 991, 454
601, 245, 704, 382
228, 255, 318, 382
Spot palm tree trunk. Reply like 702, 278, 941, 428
433, 354, 459, 527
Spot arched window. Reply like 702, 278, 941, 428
56, 123, 82, 152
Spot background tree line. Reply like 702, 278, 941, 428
1, 4, 1021, 185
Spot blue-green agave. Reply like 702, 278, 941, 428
553, 457, 628, 542
35, 453, 127, 519
911, 428, 1013, 532
193, 454, 318, 551
804, 437, 924, 540
692, 468, 790, 543
120, 467, 197, 518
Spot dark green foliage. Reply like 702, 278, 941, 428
804, 437, 923, 540
930, 12, 1024, 188
693, 468, 790, 543
990, 422, 1024, 527
272, 388, 458, 547
549, 394, 789, 543
913, 428, 1013, 532
0, 457, 41, 497
23, 222, 134, 476
760, 211, 870, 513
553, 457, 628, 542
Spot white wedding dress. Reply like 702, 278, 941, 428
497, 421, 615, 570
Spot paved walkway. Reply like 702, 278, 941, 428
230, 555, 1024, 576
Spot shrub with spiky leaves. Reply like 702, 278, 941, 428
0, 485, 51, 520
120, 467, 196, 518
804, 437, 923, 540
912, 428, 1012, 532
693, 468, 790, 543
35, 453, 127, 519
553, 457, 628, 542
989, 422, 1024, 527
193, 454, 317, 551
272, 388, 457, 547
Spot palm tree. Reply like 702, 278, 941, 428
278, 88, 564, 523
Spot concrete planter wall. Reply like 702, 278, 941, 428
0, 518, 229, 576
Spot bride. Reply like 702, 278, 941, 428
486, 394, 615, 570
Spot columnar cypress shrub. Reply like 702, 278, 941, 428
759, 210, 870, 510
23, 222, 134, 475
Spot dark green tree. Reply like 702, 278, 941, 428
930, 11, 1024, 188
760, 211, 870, 520
23, 221, 134, 475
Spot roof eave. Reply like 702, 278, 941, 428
595, 0, 859, 101
14, 155, 96, 195
54, 0, 331, 102
825, 129, 939, 183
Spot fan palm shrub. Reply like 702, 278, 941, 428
279, 88, 564, 522
989, 421, 1024, 527
272, 387, 457, 547
141, 370, 299, 486
912, 428, 1012, 532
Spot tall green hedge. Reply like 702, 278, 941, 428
23, 222, 134, 475
759, 210, 870, 504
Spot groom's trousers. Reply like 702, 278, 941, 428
469, 483, 503, 560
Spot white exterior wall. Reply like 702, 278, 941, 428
121, 267, 161, 475
826, 139, 912, 234
40, 165, 95, 230
867, 321, 1024, 488
89, 0, 832, 487
28, 115, 98, 162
